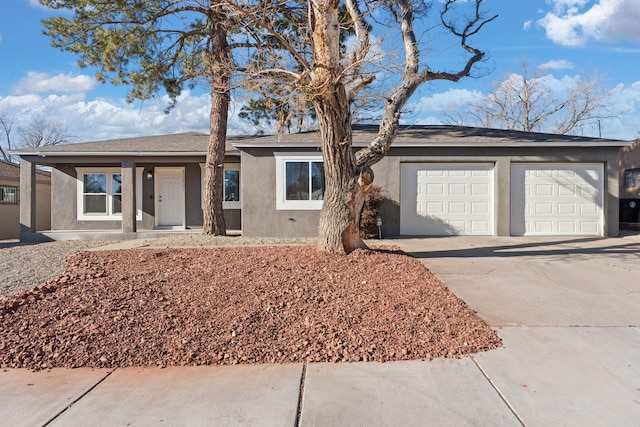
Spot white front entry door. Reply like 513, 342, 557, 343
400, 163, 494, 235
155, 167, 185, 228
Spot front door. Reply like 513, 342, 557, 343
155, 167, 185, 228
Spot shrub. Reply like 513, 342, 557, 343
360, 184, 385, 238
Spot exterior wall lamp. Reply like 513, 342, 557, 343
146, 169, 153, 180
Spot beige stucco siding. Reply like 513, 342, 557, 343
240, 144, 621, 238
240, 150, 321, 237
0, 178, 50, 239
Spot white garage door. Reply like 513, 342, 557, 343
510, 163, 604, 236
400, 163, 494, 235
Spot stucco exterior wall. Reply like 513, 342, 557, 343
0, 178, 50, 239
50, 162, 240, 232
240, 144, 621, 238
241, 150, 321, 237
52, 165, 121, 231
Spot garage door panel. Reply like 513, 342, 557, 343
536, 184, 553, 196
558, 203, 576, 214
581, 222, 599, 233
558, 222, 576, 233
471, 220, 490, 232
427, 202, 444, 213
511, 164, 603, 236
558, 185, 576, 196
448, 201, 466, 213
472, 202, 489, 214
449, 183, 466, 194
535, 203, 553, 215
472, 183, 489, 194
427, 183, 444, 194
401, 163, 494, 236
581, 203, 597, 215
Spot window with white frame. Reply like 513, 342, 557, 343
624, 168, 640, 189
199, 163, 241, 209
77, 168, 142, 220
275, 153, 324, 210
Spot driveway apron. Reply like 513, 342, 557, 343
396, 234, 640, 426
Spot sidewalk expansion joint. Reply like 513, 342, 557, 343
294, 362, 308, 427
41, 368, 116, 427
471, 356, 527, 427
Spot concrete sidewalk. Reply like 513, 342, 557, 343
2, 235, 640, 426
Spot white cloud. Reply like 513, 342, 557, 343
538, 0, 640, 46
0, 89, 255, 143
29, 0, 50, 11
407, 88, 485, 114
1, 69, 637, 145
13, 72, 96, 95
539, 59, 574, 70
523, 20, 532, 31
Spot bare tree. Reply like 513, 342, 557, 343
455, 59, 614, 135
0, 114, 73, 162
0, 114, 15, 162
18, 114, 74, 148
233, 0, 496, 253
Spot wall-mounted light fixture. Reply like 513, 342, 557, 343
146, 169, 153, 180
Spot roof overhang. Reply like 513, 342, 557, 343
9, 150, 208, 157
233, 140, 632, 149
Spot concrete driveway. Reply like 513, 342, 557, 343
395, 233, 640, 426
395, 234, 640, 327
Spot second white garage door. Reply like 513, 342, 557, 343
510, 163, 604, 236
400, 163, 494, 235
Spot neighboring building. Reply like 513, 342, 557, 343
0, 160, 51, 240
11, 125, 631, 242
620, 138, 640, 223
621, 139, 640, 199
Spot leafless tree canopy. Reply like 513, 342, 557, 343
19, 115, 74, 148
0, 114, 15, 162
0, 114, 73, 163
450, 59, 614, 136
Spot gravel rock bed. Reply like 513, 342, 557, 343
0, 244, 501, 369
148, 234, 319, 247
0, 240, 121, 297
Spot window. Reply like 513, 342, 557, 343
199, 163, 241, 209
224, 170, 240, 203
77, 168, 142, 220
624, 168, 640, 189
0, 185, 19, 204
275, 153, 324, 210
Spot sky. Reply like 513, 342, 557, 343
0, 0, 639, 145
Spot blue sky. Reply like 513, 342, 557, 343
1, 0, 639, 144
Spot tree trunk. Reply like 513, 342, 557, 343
315, 100, 368, 254
202, 10, 230, 235
310, 0, 368, 254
